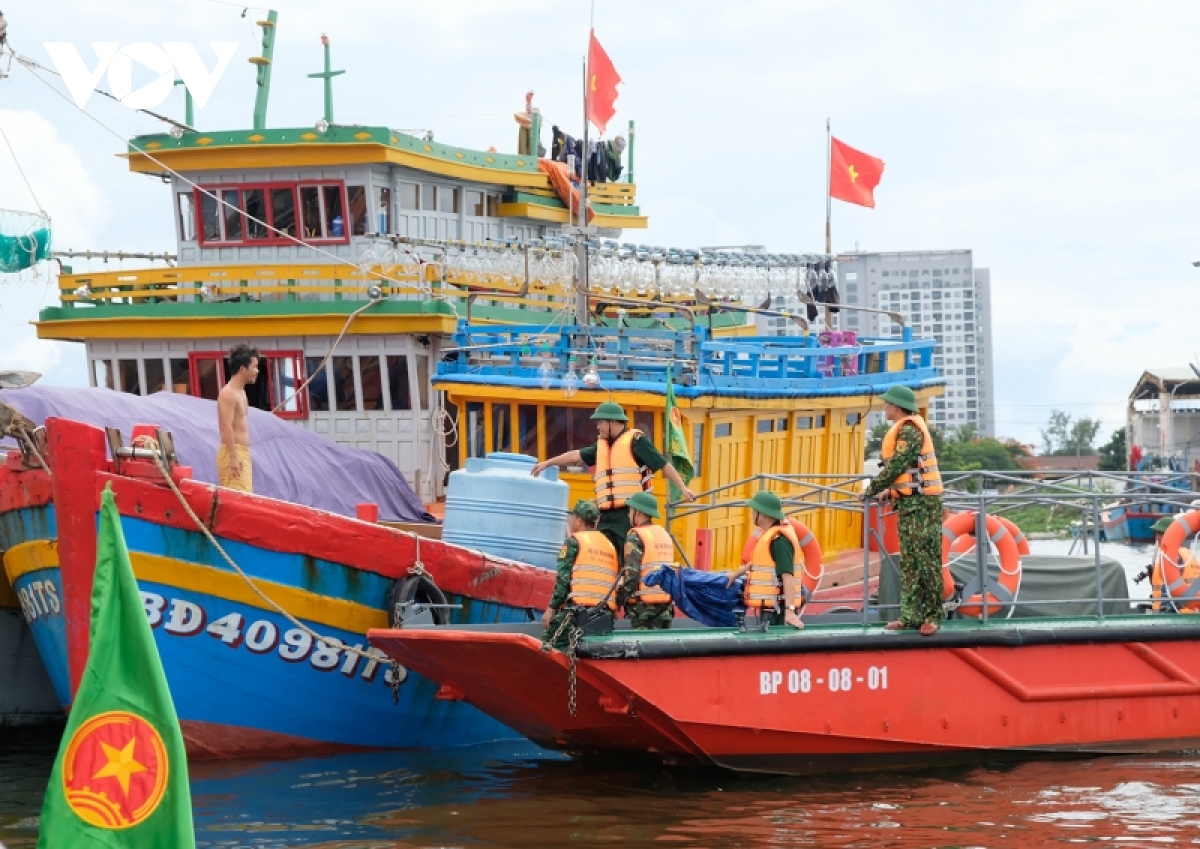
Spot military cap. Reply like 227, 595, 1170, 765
625, 491, 660, 518
880, 384, 919, 413
746, 490, 786, 521
590, 401, 629, 422
571, 499, 600, 523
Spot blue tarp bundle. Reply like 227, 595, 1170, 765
0, 384, 432, 523
643, 565, 744, 627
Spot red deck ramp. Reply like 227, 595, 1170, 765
367, 628, 703, 760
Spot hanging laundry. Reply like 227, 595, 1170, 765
606, 135, 625, 181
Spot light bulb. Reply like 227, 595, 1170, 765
73, 284, 91, 299
537, 357, 554, 390
315, 118, 330, 134
562, 357, 579, 398
169, 124, 185, 139
582, 363, 600, 389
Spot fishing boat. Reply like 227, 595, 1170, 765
369, 479, 1200, 775
0, 388, 565, 757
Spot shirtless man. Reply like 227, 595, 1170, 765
217, 344, 259, 492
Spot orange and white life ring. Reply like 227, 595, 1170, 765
741, 517, 824, 607
941, 511, 1022, 618
1156, 511, 1200, 613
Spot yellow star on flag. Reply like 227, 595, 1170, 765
93, 738, 148, 795
848, 164, 859, 183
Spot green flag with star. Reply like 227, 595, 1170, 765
38, 484, 194, 847
664, 366, 694, 502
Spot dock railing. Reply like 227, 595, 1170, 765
666, 469, 1200, 626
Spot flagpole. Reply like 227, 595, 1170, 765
824, 117, 832, 255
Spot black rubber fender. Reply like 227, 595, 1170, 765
388, 573, 450, 626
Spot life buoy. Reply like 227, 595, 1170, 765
1156, 511, 1200, 613
946, 513, 1030, 557
941, 511, 1021, 618
740, 517, 824, 607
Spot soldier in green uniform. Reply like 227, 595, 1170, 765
863, 385, 945, 636
541, 499, 619, 649
531, 401, 695, 563
617, 492, 676, 629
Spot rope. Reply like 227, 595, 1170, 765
0, 118, 47, 216
270, 298, 381, 413
147, 445, 382, 662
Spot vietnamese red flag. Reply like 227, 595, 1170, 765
829, 137, 885, 208
586, 30, 622, 134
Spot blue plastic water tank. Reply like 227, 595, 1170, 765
442, 452, 568, 569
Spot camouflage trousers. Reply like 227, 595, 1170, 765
541, 608, 578, 650
897, 495, 945, 628
624, 601, 674, 630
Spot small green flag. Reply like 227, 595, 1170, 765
664, 366, 694, 502
38, 485, 194, 848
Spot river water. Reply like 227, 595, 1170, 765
4, 539, 1198, 848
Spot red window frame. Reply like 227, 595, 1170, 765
187, 350, 309, 420
194, 181, 351, 248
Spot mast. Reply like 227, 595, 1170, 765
824, 117, 832, 255
250, 10, 278, 131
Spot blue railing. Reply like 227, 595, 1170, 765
436, 322, 941, 398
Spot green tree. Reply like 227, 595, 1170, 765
864, 421, 890, 459
1041, 410, 1071, 455
941, 437, 1020, 473
1063, 417, 1102, 456
1097, 427, 1127, 471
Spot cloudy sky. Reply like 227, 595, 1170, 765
2, 0, 1199, 446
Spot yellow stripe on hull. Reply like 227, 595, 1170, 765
3, 540, 386, 634
36, 313, 458, 342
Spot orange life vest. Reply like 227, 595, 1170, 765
569, 530, 619, 611
743, 522, 799, 609
630, 524, 674, 605
880, 414, 943, 498
594, 428, 651, 510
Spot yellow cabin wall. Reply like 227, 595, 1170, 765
437, 386, 913, 569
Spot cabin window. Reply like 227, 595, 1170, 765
359, 356, 384, 411
466, 401, 485, 458
200, 193, 221, 241
692, 423, 704, 477
145, 359, 166, 394
544, 406, 595, 460
421, 185, 436, 211
195, 182, 348, 247
714, 422, 733, 438
300, 186, 324, 239
222, 190, 243, 241
193, 355, 223, 401
493, 403, 512, 453
777, 418, 789, 431
466, 190, 484, 217
347, 185, 368, 235
414, 356, 430, 410
437, 187, 459, 214
244, 189, 267, 240
190, 351, 305, 418
635, 411, 655, 441
518, 405, 538, 456
331, 356, 357, 411
846, 413, 862, 426
266, 354, 305, 417
323, 186, 345, 237
116, 360, 141, 395
815, 415, 826, 428
376, 187, 391, 234
398, 182, 419, 211
796, 416, 812, 430
486, 193, 500, 217
305, 357, 330, 411
756, 419, 774, 434
176, 193, 195, 241
386, 355, 412, 411
270, 188, 296, 237
92, 359, 114, 390
169, 359, 191, 394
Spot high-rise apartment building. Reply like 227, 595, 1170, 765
835, 249, 995, 437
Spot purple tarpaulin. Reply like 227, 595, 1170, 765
0, 385, 433, 523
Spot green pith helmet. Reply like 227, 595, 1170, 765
625, 491, 660, 519
590, 401, 629, 422
571, 499, 600, 523
1151, 516, 1175, 535
746, 490, 785, 521
880, 384, 919, 413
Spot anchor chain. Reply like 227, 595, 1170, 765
566, 625, 583, 717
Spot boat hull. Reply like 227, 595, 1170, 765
0, 419, 557, 759
1103, 506, 1163, 543
370, 618, 1200, 775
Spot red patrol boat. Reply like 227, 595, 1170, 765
370, 615, 1200, 775
370, 475, 1200, 775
